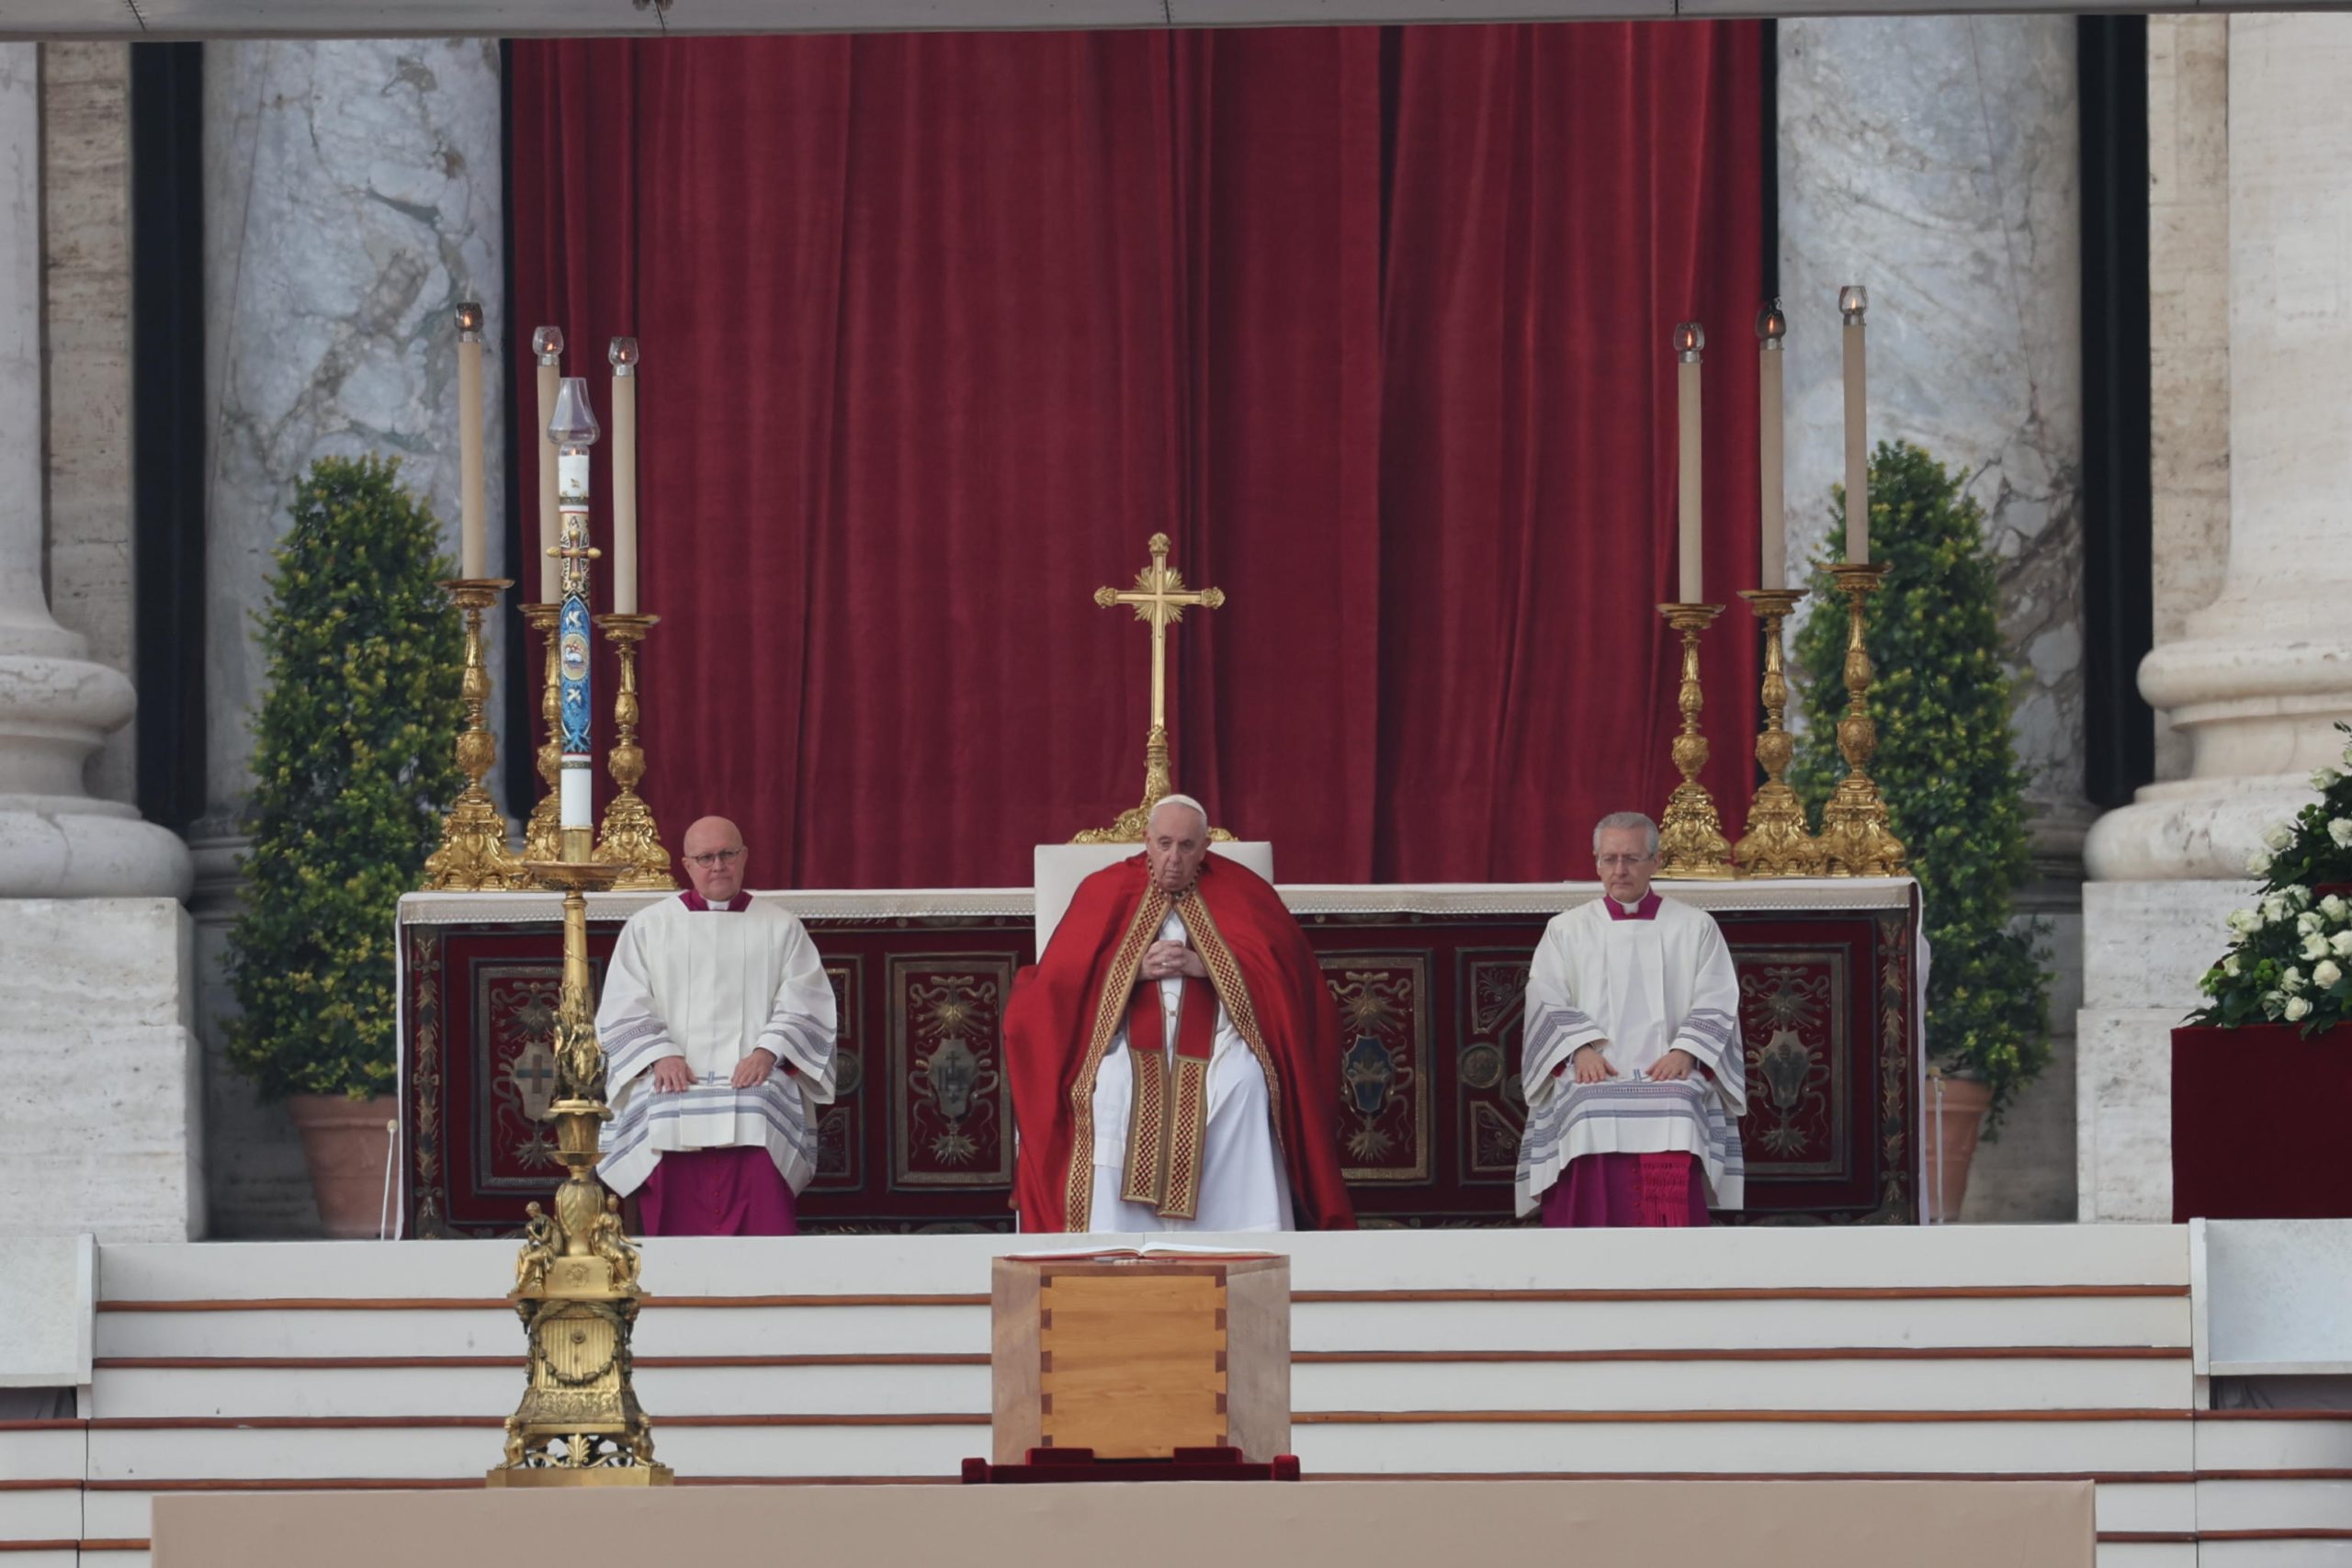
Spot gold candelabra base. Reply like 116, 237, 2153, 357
1815, 563, 1908, 878
520, 604, 564, 865
593, 613, 675, 890
424, 579, 526, 892
1733, 587, 1823, 878
1072, 724, 1234, 843
1655, 603, 1734, 880
488, 852, 671, 1487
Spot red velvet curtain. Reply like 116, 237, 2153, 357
508, 24, 1764, 888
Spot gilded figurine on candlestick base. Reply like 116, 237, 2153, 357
1815, 562, 1908, 877
423, 578, 526, 891
1076, 532, 1234, 843
593, 613, 674, 889
1654, 603, 1735, 879
488, 376, 669, 1487
520, 602, 564, 864
1732, 588, 1821, 876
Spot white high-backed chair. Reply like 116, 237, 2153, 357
1032, 841, 1275, 953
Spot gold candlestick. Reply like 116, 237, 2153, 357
488, 852, 670, 1487
520, 603, 564, 864
1815, 562, 1908, 877
593, 613, 674, 890
424, 579, 525, 891
1655, 602, 1735, 880
1733, 587, 1821, 877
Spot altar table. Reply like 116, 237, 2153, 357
394, 879, 1922, 1236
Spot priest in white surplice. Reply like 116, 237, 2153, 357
596, 816, 837, 1235
1515, 812, 1746, 1226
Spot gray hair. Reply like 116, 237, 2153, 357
1148, 794, 1211, 838
1592, 811, 1659, 856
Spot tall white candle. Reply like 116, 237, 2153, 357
1674, 321, 1705, 604
532, 326, 564, 601
609, 338, 639, 615
548, 376, 601, 835
1839, 287, 1869, 566
1757, 303, 1786, 588
455, 304, 487, 578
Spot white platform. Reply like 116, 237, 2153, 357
5, 1224, 2351, 1566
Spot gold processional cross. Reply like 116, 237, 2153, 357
1074, 532, 1232, 843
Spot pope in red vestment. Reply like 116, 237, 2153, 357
1005, 800, 1355, 1233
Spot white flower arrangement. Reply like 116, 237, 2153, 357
2195, 723, 2352, 1032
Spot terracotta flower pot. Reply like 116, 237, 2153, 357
2173, 1023, 2352, 1220
1921, 1076, 1992, 1223
285, 1092, 395, 1239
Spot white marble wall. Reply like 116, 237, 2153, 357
0, 899, 202, 1241
1779, 16, 2090, 874
198, 39, 505, 1235
1778, 17, 2086, 1220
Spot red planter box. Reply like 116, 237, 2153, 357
2173, 1023, 2352, 1220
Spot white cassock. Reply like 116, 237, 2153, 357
1514, 894, 1746, 1215
595, 895, 838, 1198
1087, 908, 1293, 1232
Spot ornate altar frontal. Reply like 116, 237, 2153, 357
396, 879, 1921, 1235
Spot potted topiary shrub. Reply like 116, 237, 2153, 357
1792, 440, 2052, 1220
2171, 729, 2352, 1219
226, 456, 464, 1237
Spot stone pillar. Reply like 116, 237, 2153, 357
195, 39, 506, 1234
1778, 17, 2086, 1219
0, 44, 201, 1241
2078, 14, 2352, 1220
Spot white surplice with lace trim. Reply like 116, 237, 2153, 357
594, 897, 838, 1198
1513, 896, 1747, 1215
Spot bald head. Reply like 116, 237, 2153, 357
680, 816, 748, 901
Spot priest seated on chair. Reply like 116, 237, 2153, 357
594, 816, 838, 1235
1515, 811, 1747, 1228
1006, 795, 1355, 1233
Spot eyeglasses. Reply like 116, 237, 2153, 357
684, 848, 744, 869
1596, 853, 1656, 870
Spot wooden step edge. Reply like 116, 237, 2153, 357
59, 1413, 989, 1430
91, 1354, 989, 1371
96, 1294, 992, 1313
1290, 1286, 2191, 1303
0, 1542, 147, 1554
1307, 1471, 2201, 1483
2102, 1530, 2352, 1543
86, 1346, 2190, 1373
45, 1467, 2352, 1494
93, 1284, 2188, 1313
1295, 1408, 2198, 1424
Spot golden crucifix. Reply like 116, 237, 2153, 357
1074, 532, 1232, 843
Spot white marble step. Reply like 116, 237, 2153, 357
83, 1353, 2193, 1420
66, 1414, 2189, 1482
2198, 1476, 2352, 1531
91, 1294, 2190, 1360
2194, 1416, 2352, 1471
90, 1225, 2191, 1302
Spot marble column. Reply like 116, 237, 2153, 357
196, 39, 506, 1235
2078, 14, 2352, 1221
1778, 17, 2086, 1220
0, 44, 201, 1242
